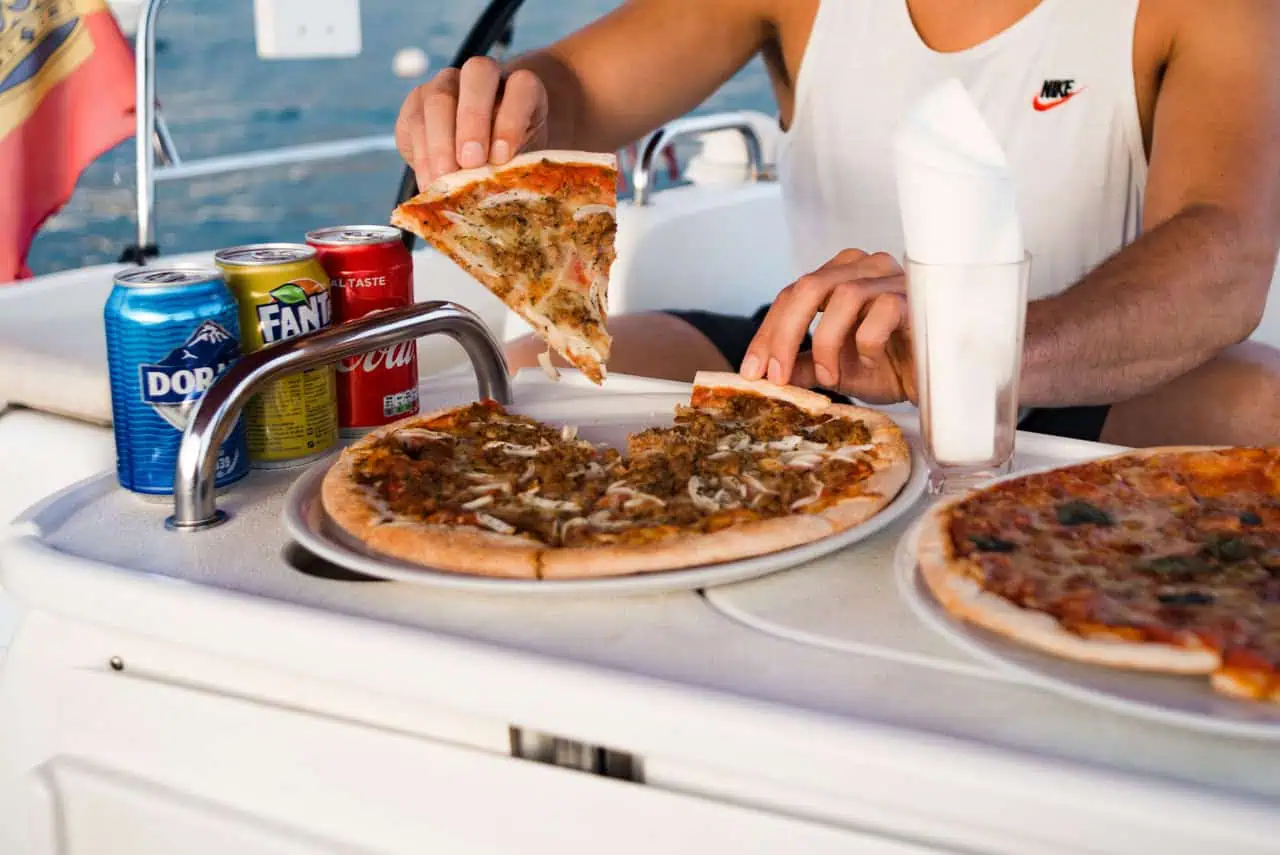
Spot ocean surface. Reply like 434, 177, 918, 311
28, 0, 773, 276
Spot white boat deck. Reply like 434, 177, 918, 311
1, 180, 1278, 852
3, 371, 1278, 854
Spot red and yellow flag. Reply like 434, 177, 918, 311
0, 0, 135, 281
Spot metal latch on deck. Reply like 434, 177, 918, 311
510, 728, 642, 782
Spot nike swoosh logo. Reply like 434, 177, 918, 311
1032, 89, 1084, 112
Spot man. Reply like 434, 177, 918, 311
396, 0, 1280, 447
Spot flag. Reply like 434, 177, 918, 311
0, 0, 135, 282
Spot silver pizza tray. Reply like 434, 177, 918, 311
895, 513, 1280, 740
282, 393, 929, 596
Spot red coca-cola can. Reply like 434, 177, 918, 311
306, 225, 419, 437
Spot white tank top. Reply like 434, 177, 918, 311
776, 0, 1147, 301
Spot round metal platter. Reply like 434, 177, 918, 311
281, 394, 929, 597
895, 516, 1280, 739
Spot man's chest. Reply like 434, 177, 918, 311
765, 0, 1172, 152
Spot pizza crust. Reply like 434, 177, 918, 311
915, 493, 1220, 675
819, 465, 913, 533
691, 371, 834, 415
364, 522, 542, 579
1211, 670, 1280, 703
417, 150, 618, 198
539, 513, 835, 579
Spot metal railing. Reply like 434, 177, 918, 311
632, 112, 767, 206
167, 301, 510, 531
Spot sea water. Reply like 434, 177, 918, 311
28, 0, 773, 276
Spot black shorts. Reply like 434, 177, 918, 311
667, 306, 1112, 443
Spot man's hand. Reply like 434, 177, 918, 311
395, 56, 549, 188
741, 249, 916, 405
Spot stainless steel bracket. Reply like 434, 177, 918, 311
166, 301, 511, 532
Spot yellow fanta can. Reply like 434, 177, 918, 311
214, 243, 339, 468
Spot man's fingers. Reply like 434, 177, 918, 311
822, 248, 869, 270
790, 352, 820, 391
407, 121, 431, 190
422, 69, 460, 180
490, 69, 547, 163
741, 250, 906, 386
743, 266, 847, 383
855, 291, 908, 365
809, 284, 869, 387
455, 56, 502, 168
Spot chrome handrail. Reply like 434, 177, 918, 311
133, 0, 168, 255
632, 111, 767, 206
167, 301, 511, 531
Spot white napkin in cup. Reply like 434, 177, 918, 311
894, 78, 1026, 464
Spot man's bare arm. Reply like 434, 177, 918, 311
397, 0, 770, 183
1019, 0, 1280, 407
511, 0, 769, 153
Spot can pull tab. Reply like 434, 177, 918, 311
166, 301, 511, 532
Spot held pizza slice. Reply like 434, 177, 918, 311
392, 150, 617, 383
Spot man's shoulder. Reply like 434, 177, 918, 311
1144, 0, 1280, 56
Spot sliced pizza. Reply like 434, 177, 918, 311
321, 372, 912, 579
392, 150, 617, 383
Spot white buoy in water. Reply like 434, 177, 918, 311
393, 47, 430, 79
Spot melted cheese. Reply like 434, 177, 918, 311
521, 494, 582, 513
479, 188, 543, 207
538, 348, 561, 381
789, 475, 825, 510
607, 483, 667, 507
396, 428, 451, 442
573, 203, 616, 220
474, 512, 515, 535
483, 441, 541, 457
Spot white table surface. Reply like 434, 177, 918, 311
3, 372, 1278, 854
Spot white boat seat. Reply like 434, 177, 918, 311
502, 182, 796, 343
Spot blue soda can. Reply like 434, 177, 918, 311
104, 267, 250, 495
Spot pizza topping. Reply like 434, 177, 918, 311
742, 473, 777, 496
1157, 591, 1216, 606
477, 188, 543, 208
1055, 500, 1114, 527
573, 203, 615, 220
946, 447, 1280, 681
521, 494, 583, 513
539, 348, 561, 381
687, 477, 725, 514
484, 440, 541, 457
1203, 533, 1257, 562
474, 512, 516, 535
968, 534, 1017, 553
465, 480, 511, 496
349, 392, 895, 551
1140, 555, 1214, 576
789, 475, 825, 510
